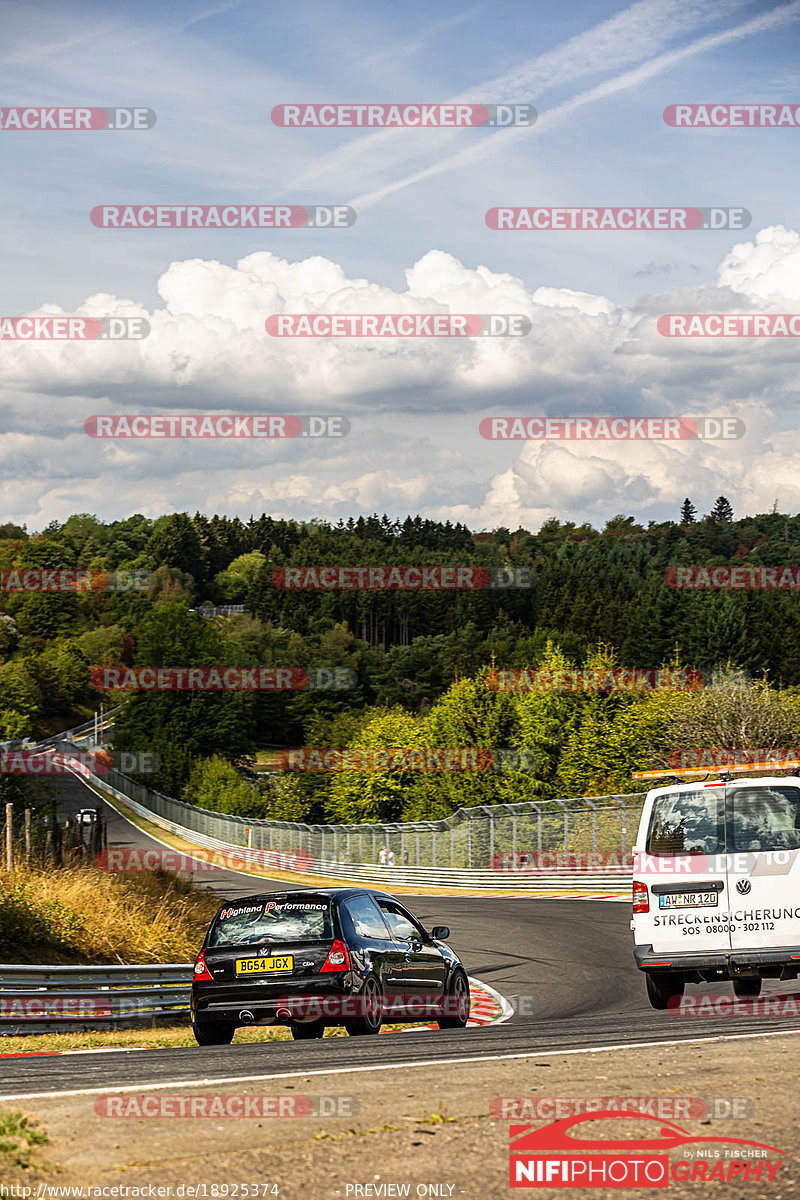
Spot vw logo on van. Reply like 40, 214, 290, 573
736, 879, 752, 895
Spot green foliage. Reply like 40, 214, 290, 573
183, 755, 267, 818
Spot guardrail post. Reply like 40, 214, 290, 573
583, 798, 598, 864
480, 806, 494, 866
618, 797, 628, 857
5, 803, 12, 871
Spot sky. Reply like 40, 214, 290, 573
1, 0, 800, 533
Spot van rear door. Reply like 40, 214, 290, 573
725, 780, 800, 952
637, 784, 733, 955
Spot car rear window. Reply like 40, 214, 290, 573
646, 788, 725, 856
728, 786, 800, 852
207, 898, 334, 947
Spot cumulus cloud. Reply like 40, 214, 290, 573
2, 226, 800, 529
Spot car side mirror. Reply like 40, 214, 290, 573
431, 926, 450, 940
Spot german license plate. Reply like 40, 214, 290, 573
235, 955, 294, 975
658, 892, 718, 909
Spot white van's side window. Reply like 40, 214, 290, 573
646, 788, 724, 856
729, 786, 800, 852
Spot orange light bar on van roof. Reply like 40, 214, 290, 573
633, 760, 800, 780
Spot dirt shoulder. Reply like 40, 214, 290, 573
4, 1030, 799, 1198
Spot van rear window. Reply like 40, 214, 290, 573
728, 786, 800, 852
646, 788, 725, 856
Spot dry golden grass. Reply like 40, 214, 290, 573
0, 1020, 416, 1054
0, 864, 221, 964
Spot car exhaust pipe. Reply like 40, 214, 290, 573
276, 1007, 292, 1022
239, 1010, 255, 1024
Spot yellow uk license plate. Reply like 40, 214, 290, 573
235, 955, 294, 975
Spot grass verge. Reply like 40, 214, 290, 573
0, 1020, 412, 1055
0, 863, 220, 964
0, 1110, 49, 1171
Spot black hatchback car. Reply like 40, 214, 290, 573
190, 887, 470, 1044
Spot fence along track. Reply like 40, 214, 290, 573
82, 765, 634, 892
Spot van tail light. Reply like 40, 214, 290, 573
633, 880, 650, 914
321, 939, 350, 973
193, 949, 214, 982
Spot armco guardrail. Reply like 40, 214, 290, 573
0, 963, 191, 1035
78, 766, 634, 892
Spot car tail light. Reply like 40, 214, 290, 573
320, 939, 350, 972
633, 880, 650, 914
193, 949, 214, 982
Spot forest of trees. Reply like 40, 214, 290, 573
3, 498, 800, 822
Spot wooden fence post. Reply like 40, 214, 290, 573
24, 808, 32, 865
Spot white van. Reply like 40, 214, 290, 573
631, 774, 800, 1008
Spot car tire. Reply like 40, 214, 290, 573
344, 977, 383, 1036
437, 969, 470, 1029
645, 972, 685, 1010
290, 1020, 326, 1039
192, 1020, 236, 1046
732, 977, 762, 997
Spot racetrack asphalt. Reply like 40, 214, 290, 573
3, 772, 800, 1100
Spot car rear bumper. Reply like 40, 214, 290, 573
635, 944, 800, 977
191, 975, 356, 1024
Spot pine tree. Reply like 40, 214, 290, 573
680, 498, 697, 524
709, 496, 734, 523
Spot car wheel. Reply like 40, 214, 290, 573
290, 1020, 326, 1039
344, 977, 383, 1036
192, 1020, 236, 1046
437, 969, 470, 1029
732, 977, 762, 997
645, 972, 685, 1010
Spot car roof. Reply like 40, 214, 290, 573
213, 887, 403, 910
